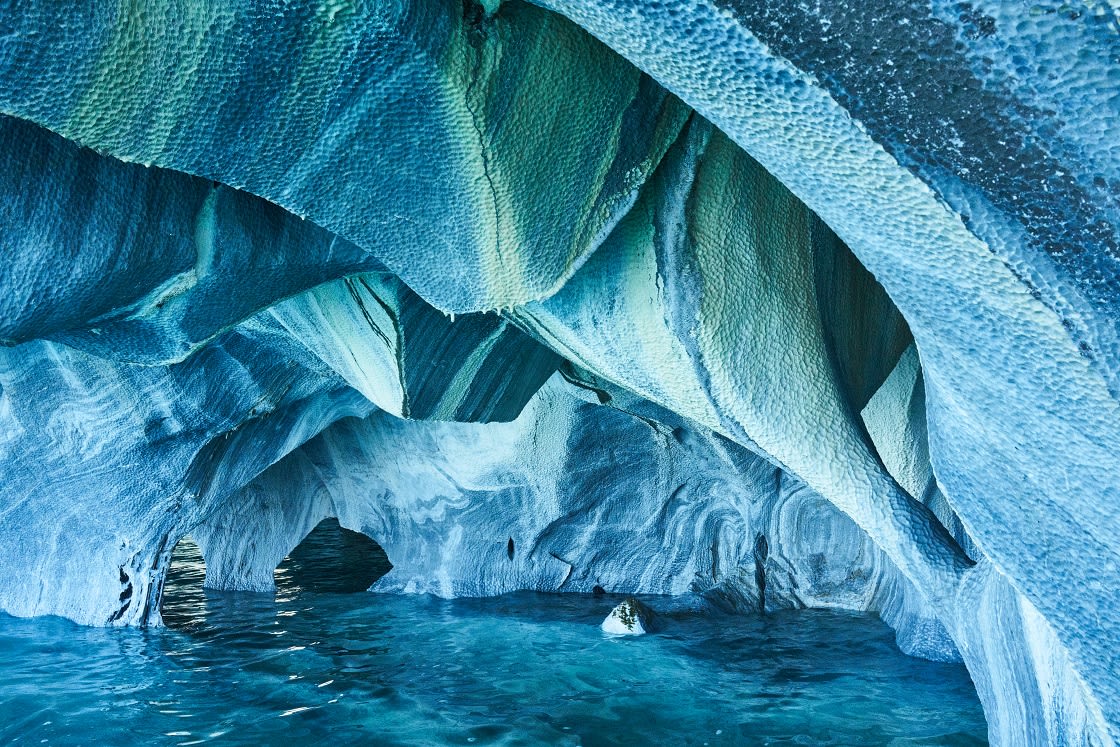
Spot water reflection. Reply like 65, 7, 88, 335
274, 519, 392, 596
0, 536, 988, 746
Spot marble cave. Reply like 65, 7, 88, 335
0, 0, 1118, 744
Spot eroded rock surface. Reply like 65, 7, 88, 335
602, 598, 654, 635
0, 0, 1117, 744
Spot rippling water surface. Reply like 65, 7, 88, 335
0, 531, 987, 745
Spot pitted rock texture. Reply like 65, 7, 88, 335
0, 1, 1117, 744
0, 0, 688, 313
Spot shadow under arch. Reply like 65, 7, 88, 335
160, 535, 208, 630
160, 519, 392, 630
274, 518, 392, 596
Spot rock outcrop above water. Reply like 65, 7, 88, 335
0, 0, 1117, 744
602, 598, 655, 636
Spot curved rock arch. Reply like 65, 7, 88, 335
0, 0, 1116, 743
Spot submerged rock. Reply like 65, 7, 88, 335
601, 598, 655, 636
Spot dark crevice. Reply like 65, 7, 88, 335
357, 275, 409, 417
275, 518, 392, 594
460, 16, 505, 280
109, 566, 133, 623
557, 364, 612, 404
548, 550, 573, 587
753, 533, 769, 614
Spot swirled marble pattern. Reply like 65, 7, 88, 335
0, 0, 1117, 742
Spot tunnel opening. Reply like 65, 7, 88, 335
274, 518, 392, 595
160, 535, 208, 630
160, 519, 392, 629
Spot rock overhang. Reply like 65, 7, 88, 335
0, 1, 1117, 743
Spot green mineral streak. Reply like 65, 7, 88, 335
543, 79, 690, 305
192, 186, 220, 281
693, 132, 816, 419
596, 200, 719, 422
67, 0, 221, 160
442, 7, 519, 311
270, 274, 408, 417
690, 131, 879, 493
441, 1, 688, 309
119, 185, 220, 324
424, 322, 505, 420
60, 0, 687, 314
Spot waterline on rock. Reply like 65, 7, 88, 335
0, 542, 988, 745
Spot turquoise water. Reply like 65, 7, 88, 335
0, 531, 988, 746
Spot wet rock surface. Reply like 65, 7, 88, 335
0, 0, 1117, 743
601, 598, 656, 635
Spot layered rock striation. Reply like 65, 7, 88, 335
0, 0, 1117, 744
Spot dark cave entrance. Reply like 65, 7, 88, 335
160, 519, 392, 627
274, 518, 392, 595
160, 535, 207, 629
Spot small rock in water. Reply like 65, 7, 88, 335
601, 597, 654, 635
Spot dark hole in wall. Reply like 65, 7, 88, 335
160, 535, 207, 630
160, 520, 392, 630
274, 518, 392, 595
753, 533, 769, 614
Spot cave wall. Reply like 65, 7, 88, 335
192, 374, 955, 660
0, 325, 369, 624
0, 0, 688, 313
0, 0, 1117, 744
530, 1, 1120, 742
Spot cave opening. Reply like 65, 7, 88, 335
273, 518, 393, 595
160, 535, 207, 630
160, 519, 392, 629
